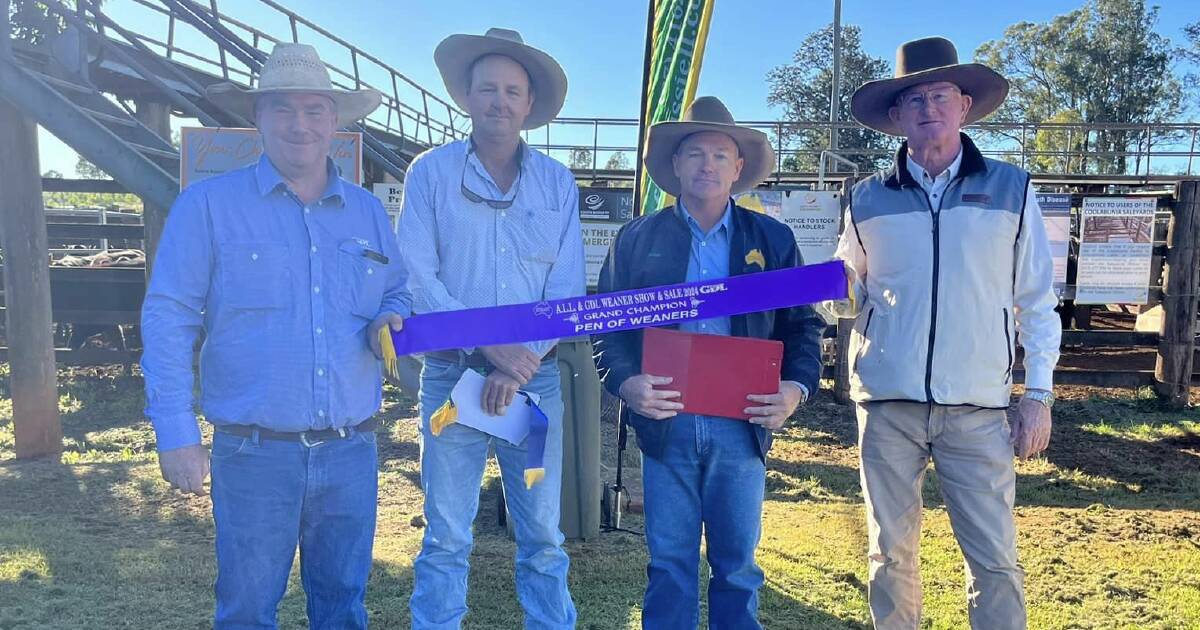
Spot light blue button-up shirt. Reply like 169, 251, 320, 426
141, 155, 411, 451
397, 138, 586, 357
677, 200, 733, 336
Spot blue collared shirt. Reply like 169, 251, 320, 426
141, 155, 411, 451
396, 138, 586, 357
677, 200, 733, 336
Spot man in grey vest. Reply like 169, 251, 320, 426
827, 37, 1061, 629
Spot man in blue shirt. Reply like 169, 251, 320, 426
594, 97, 825, 629
140, 43, 410, 629
398, 29, 584, 629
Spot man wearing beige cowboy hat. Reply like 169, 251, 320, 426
396, 28, 584, 629
594, 96, 825, 629
826, 36, 1061, 629
141, 42, 410, 628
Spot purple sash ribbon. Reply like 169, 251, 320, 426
389, 260, 846, 355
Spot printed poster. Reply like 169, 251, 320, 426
1075, 197, 1156, 304
738, 189, 842, 263
180, 127, 363, 188
373, 183, 403, 228
578, 188, 634, 287
1036, 193, 1071, 298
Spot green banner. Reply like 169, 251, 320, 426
639, 0, 714, 214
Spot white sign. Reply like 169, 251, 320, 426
373, 183, 403, 229
1036, 193, 1071, 298
179, 127, 363, 188
1075, 197, 1156, 304
735, 190, 842, 263
582, 221, 622, 287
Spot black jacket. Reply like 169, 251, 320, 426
593, 202, 826, 461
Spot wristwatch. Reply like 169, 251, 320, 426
1024, 389, 1056, 409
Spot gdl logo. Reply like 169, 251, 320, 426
585, 194, 605, 211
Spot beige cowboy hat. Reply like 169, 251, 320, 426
644, 96, 775, 197
206, 43, 382, 129
435, 27, 567, 130
850, 36, 1009, 136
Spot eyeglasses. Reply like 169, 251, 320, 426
896, 86, 962, 110
460, 149, 522, 210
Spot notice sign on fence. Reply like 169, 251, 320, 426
1036, 193, 1071, 298
1075, 197, 1156, 305
735, 189, 842, 263
579, 188, 634, 287
180, 127, 363, 188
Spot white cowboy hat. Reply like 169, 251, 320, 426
434, 28, 567, 130
206, 43, 382, 129
850, 36, 1009, 136
644, 96, 775, 197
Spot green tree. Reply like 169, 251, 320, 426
75, 153, 108, 179
766, 23, 892, 173
604, 151, 630, 171
7, 0, 62, 46
975, 0, 1186, 174
568, 147, 594, 170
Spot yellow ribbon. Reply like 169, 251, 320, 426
430, 398, 458, 436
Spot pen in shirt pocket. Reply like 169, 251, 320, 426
361, 248, 389, 265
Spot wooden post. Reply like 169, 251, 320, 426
134, 99, 171, 275
1154, 179, 1200, 407
0, 99, 62, 458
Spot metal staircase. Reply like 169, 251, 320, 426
1, 0, 470, 209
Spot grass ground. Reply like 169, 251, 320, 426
1, 363, 1198, 629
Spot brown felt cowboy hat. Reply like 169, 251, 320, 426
435, 28, 567, 130
206, 43, 382, 129
644, 96, 775, 197
850, 36, 1009, 136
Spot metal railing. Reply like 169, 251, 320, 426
527, 118, 1200, 180
107, 0, 469, 149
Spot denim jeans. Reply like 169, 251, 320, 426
410, 357, 576, 629
641, 414, 767, 630
209, 427, 378, 630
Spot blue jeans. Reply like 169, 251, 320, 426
209, 427, 378, 630
641, 414, 767, 630
410, 357, 576, 629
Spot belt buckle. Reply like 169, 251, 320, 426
300, 427, 348, 448
299, 431, 326, 448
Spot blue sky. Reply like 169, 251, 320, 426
35, 0, 1200, 175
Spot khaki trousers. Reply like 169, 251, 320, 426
856, 401, 1025, 630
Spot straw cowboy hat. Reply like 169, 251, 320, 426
434, 27, 567, 130
850, 36, 1009, 136
644, 96, 775, 197
206, 43, 382, 129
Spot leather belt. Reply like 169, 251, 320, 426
215, 418, 378, 448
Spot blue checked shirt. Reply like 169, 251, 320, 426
141, 156, 412, 451
396, 139, 586, 357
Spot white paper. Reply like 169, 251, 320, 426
449, 369, 540, 445
1075, 197, 1156, 305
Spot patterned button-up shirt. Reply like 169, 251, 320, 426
396, 138, 586, 357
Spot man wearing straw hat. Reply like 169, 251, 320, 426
141, 43, 410, 628
396, 28, 584, 629
594, 96, 825, 629
827, 37, 1061, 629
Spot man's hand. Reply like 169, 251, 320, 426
369, 312, 405, 358
618, 374, 683, 420
482, 370, 522, 416
1010, 396, 1052, 459
745, 381, 806, 431
159, 444, 210, 495
479, 344, 541, 385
